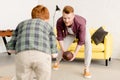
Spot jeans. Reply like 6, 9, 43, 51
56, 27, 92, 67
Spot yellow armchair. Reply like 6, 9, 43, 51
54, 27, 113, 66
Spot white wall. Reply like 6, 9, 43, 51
0, 0, 38, 30
0, 0, 38, 52
0, 0, 120, 59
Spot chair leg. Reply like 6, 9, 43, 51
105, 59, 108, 66
2, 37, 11, 55
109, 57, 111, 61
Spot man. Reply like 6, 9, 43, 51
53, 5, 92, 78
7, 5, 58, 80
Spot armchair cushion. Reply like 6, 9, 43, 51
68, 42, 104, 52
91, 27, 108, 45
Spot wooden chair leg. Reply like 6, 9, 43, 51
2, 37, 11, 55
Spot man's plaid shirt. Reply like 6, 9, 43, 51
7, 19, 58, 55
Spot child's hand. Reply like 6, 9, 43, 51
7, 50, 16, 54
52, 53, 58, 58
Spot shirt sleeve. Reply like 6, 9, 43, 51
56, 25, 64, 41
6, 27, 18, 50
49, 27, 58, 54
56, 18, 65, 41
77, 24, 86, 46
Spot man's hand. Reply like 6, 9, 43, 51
69, 45, 81, 61
69, 53, 76, 61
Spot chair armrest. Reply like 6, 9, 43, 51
104, 33, 113, 59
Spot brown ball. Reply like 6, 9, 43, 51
63, 51, 73, 61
